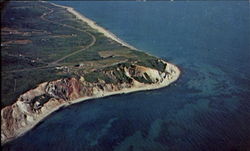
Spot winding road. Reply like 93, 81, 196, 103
4, 5, 96, 73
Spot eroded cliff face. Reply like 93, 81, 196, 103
1, 61, 180, 144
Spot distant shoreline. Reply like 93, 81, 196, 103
2, 2, 180, 145
50, 2, 137, 50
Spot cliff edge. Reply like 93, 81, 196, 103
1, 61, 180, 144
1, 1, 180, 145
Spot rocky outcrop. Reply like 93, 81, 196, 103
1, 61, 180, 145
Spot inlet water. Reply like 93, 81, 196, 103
3, 1, 250, 151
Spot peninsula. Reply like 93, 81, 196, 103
1, 1, 180, 145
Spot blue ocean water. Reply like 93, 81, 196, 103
3, 1, 250, 151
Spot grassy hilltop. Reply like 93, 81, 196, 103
1, 1, 166, 108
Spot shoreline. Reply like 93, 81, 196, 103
50, 2, 137, 50
2, 63, 180, 145
2, 2, 181, 145
50, 2, 160, 61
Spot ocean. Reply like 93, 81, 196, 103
3, 1, 250, 151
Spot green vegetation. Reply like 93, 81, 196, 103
112, 67, 132, 83
1, 69, 72, 107
1, 2, 92, 64
84, 71, 114, 84
1, 1, 164, 108
137, 59, 166, 72
64, 33, 124, 62
84, 63, 133, 84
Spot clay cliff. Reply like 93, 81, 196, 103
1, 60, 180, 144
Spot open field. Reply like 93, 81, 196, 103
1, 1, 161, 108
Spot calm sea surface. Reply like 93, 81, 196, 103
3, 1, 250, 151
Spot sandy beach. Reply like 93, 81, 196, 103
1, 2, 181, 145
51, 2, 137, 50
2, 62, 180, 145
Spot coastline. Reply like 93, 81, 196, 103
2, 2, 181, 145
50, 2, 137, 50
2, 62, 180, 145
